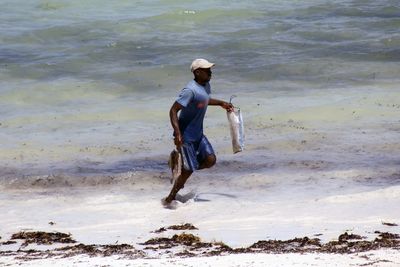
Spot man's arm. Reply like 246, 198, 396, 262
169, 101, 183, 148
209, 98, 234, 112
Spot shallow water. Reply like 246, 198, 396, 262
0, 0, 399, 186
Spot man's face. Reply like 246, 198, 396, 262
196, 68, 212, 82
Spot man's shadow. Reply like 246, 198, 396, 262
176, 191, 237, 203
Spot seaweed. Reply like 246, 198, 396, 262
3, 228, 400, 262
11, 231, 76, 247
382, 221, 398, 226
153, 223, 198, 233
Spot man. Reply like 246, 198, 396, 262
164, 58, 233, 204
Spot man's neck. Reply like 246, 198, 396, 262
194, 78, 207, 86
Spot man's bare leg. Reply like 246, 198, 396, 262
164, 154, 215, 203
165, 168, 193, 203
198, 154, 216, 170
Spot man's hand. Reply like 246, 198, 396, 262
221, 101, 234, 112
174, 133, 183, 149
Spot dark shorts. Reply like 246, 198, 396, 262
181, 135, 214, 171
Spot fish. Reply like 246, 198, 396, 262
168, 149, 182, 184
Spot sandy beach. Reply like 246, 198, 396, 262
1, 160, 400, 266
2, 0, 400, 266
2, 85, 400, 266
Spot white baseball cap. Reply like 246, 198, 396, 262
190, 58, 215, 72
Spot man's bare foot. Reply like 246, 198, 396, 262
164, 190, 178, 203
161, 197, 178, 209
164, 169, 191, 206
164, 196, 174, 204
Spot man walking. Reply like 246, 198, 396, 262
164, 58, 233, 204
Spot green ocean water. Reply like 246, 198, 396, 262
0, 0, 399, 179
2, 0, 399, 86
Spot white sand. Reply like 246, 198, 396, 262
1, 173, 400, 266
1, 249, 400, 266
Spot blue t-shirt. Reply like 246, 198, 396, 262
176, 80, 211, 142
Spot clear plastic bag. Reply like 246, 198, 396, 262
227, 96, 244, 153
